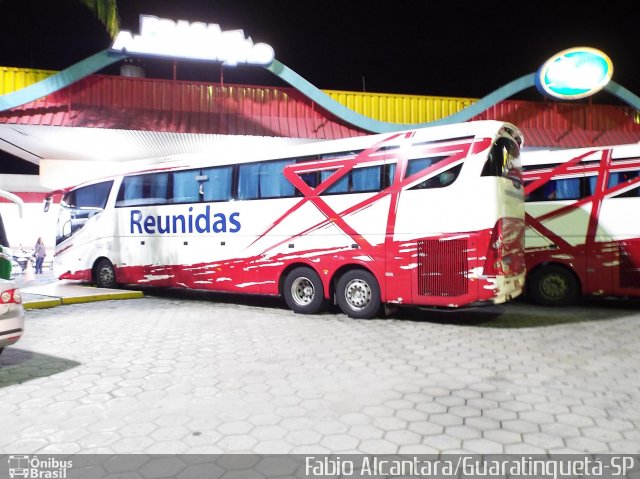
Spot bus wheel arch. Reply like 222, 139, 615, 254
93, 257, 117, 289
332, 266, 382, 319
281, 264, 326, 314
526, 262, 580, 306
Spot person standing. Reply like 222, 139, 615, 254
34, 237, 46, 274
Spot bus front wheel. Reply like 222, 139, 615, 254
336, 269, 381, 319
283, 267, 325, 314
527, 265, 579, 306
95, 259, 117, 289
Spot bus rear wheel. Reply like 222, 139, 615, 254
283, 267, 325, 314
527, 265, 579, 306
95, 258, 117, 289
336, 269, 381, 319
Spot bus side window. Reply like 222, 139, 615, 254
586, 175, 598, 196
525, 181, 546, 202
351, 166, 381, 192
202, 166, 233, 201
554, 178, 581, 200
260, 160, 296, 198
609, 171, 640, 197
299, 172, 319, 188
238, 160, 295, 200
173, 170, 202, 203
527, 178, 581, 201
322, 165, 382, 194
409, 164, 461, 190
116, 176, 143, 206
406, 158, 433, 178
117, 173, 169, 206
322, 170, 348, 194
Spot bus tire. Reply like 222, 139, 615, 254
95, 258, 117, 289
336, 269, 381, 319
283, 267, 325, 314
527, 264, 579, 306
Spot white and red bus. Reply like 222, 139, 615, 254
523, 144, 640, 305
50, 121, 525, 318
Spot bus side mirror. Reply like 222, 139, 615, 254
44, 196, 51, 213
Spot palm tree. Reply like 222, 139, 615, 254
79, 0, 120, 39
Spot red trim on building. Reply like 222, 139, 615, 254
2, 74, 640, 147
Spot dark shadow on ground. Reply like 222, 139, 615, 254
139, 286, 289, 311
394, 296, 640, 328
0, 349, 80, 387
138, 286, 639, 329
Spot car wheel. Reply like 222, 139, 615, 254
283, 267, 325, 314
95, 258, 117, 289
336, 269, 381, 319
527, 264, 579, 306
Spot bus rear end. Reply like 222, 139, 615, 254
477, 127, 526, 304
387, 122, 526, 309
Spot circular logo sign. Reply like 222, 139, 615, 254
536, 47, 613, 100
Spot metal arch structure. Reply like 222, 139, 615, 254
0, 50, 125, 112
2, 49, 640, 133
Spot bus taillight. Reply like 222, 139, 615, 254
484, 219, 506, 276
484, 218, 525, 276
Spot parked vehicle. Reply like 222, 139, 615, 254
0, 189, 24, 280
522, 144, 640, 305
0, 277, 24, 356
49, 121, 526, 318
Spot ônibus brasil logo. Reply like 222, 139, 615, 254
7, 455, 72, 479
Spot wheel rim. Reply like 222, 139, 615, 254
344, 278, 372, 310
290, 277, 315, 306
100, 266, 114, 286
540, 273, 568, 301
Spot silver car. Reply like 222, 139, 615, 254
0, 278, 24, 356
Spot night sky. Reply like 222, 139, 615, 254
1, 0, 639, 102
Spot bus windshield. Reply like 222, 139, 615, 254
57, 180, 113, 245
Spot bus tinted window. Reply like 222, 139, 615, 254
202, 166, 233, 201
173, 170, 201, 203
63, 181, 113, 209
299, 172, 320, 188
609, 171, 640, 197
238, 159, 295, 200
322, 165, 382, 194
526, 178, 582, 201
322, 169, 348, 193
117, 173, 169, 206
482, 137, 522, 185
406, 157, 446, 178
409, 164, 462, 190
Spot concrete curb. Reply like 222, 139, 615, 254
23, 297, 63, 310
60, 290, 144, 305
23, 290, 144, 310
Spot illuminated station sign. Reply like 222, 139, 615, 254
111, 15, 275, 66
536, 47, 613, 100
